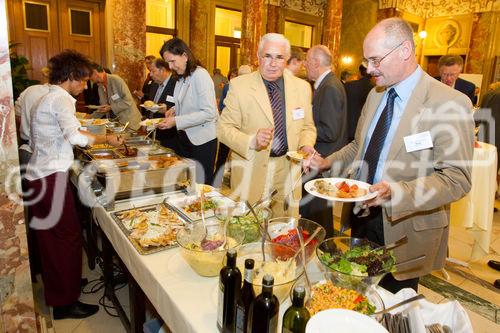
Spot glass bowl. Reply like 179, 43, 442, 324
176, 220, 245, 277
291, 270, 385, 323
266, 217, 326, 263
214, 202, 272, 244
316, 237, 394, 292
236, 241, 305, 303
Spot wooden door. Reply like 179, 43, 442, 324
59, 0, 104, 64
7, 0, 60, 82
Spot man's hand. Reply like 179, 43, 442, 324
252, 128, 274, 151
364, 180, 391, 207
157, 116, 176, 129
305, 154, 332, 173
164, 107, 175, 118
98, 105, 111, 113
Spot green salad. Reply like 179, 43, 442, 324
227, 213, 264, 243
319, 245, 395, 276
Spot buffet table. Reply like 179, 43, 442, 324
93, 192, 298, 333
449, 142, 497, 260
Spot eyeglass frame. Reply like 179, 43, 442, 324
260, 53, 287, 64
362, 41, 405, 68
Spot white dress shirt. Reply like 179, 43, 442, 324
26, 85, 89, 181
14, 84, 50, 152
314, 69, 332, 90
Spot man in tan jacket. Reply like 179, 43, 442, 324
217, 33, 317, 217
310, 18, 474, 292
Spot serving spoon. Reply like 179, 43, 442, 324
373, 294, 425, 316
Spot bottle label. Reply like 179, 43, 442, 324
244, 269, 254, 283
269, 313, 278, 332
217, 281, 224, 328
234, 303, 245, 333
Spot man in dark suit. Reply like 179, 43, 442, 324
345, 64, 374, 141
300, 45, 348, 237
149, 58, 178, 151
437, 54, 477, 104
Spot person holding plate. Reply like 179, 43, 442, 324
157, 38, 218, 185
308, 18, 474, 293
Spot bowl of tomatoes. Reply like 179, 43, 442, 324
266, 217, 326, 263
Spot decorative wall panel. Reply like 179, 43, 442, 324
380, 0, 495, 18
268, 0, 326, 17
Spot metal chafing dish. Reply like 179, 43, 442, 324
77, 145, 196, 210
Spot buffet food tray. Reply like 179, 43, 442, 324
111, 202, 190, 255
166, 191, 234, 223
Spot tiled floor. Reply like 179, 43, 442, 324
35, 201, 500, 333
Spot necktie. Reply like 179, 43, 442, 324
361, 88, 398, 184
267, 81, 287, 156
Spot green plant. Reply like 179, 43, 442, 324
9, 42, 39, 100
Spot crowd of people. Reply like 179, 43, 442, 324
14, 17, 499, 320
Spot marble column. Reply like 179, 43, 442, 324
111, 0, 146, 93
466, 12, 495, 74
0, 1, 37, 331
241, 0, 264, 68
189, 0, 215, 71
266, 4, 281, 33
323, 0, 343, 71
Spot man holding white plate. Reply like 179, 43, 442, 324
308, 18, 474, 293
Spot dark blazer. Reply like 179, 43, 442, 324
436, 76, 476, 104
344, 76, 374, 141
83, 81, 100, 106
141, 73, 155, 103
312, 71, 348, 157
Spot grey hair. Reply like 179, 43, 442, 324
380, 18, 415, 51
257, 33, 291, 59
238, 65, 252, 75
310, 45, 332, 67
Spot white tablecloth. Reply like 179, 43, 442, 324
450, 142, 497, 260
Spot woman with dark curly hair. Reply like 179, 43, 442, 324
26, 49, 122, 320
157, 38, 218, 185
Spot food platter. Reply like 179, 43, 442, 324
112, 203, 189, 254
166, 192, 234, 222
304, 178, 377, 202
85, 105, 101, 110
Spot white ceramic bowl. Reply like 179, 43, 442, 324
305, 309, 388, 333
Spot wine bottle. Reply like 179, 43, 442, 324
282, 286, 310, 333
247, 274, 280, 333
235, 259, 256, 333
217, 249, 242, 333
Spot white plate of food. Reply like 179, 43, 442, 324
306, 309, 388, 333
139, 118, 163, 127
140, 104, 162, 112
80, 118, 109, 126
286, 150, 310, 161
85, 105, 101, 110
304, 178, 377, 202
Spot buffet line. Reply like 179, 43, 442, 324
72, 118, 470, 333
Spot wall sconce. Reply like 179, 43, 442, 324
233, 28, 241, 39
418, 30, 427, 39
341, 56, 353, 65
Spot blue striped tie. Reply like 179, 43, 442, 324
267, 81, 287, 156
361, 88, 398, 184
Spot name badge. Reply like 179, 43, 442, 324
111, 93, 120, 101
166, 95, 175, 103
404, 131, 433, 152
292, 108, 305, 120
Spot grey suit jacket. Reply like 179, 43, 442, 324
98, 74, 142, 130
313, 71, 348, 156
327, 71, 474, 280
173, 67, 218, 145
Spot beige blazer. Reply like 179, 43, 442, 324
328, 71, 474, 280
217, 70, 317, 204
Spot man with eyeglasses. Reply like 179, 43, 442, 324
309, 18, 474, 293
217, 33, 316, 217
437, 54, 477, 104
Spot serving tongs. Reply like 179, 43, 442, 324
285, 226, 322, 274
374, 294, 425, 316
245, 188, 278, 216
246, 200, 269, 262
284, 151, 316, 211
296, 226, 312, 291
372, 235, 408, 253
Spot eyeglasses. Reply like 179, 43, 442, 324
362, 41, 405, 68
261, 54, 286, 64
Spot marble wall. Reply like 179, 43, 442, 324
323, 0, 344, 71
110, 0, 146, 94
0, 0, 37, 331
241, 0, 264, 68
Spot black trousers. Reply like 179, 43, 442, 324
177, 130, 217, 185
213, 142, 230, 188
350, 207, 419, 294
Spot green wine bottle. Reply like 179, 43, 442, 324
282, 286, 310, 333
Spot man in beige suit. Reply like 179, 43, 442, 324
90, 64, 142, 130
217, 33, 317, 217
310, 18, 474, 292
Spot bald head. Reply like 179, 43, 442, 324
363, 18, 417, 87
305, 45, 333, 81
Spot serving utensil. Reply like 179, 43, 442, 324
296, 226, 312, 291
373, 235, 408, 253
285, 226, 322, 272
245, 188, 278, 216
374, 294, 425, 316
284, 151, 316, 211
